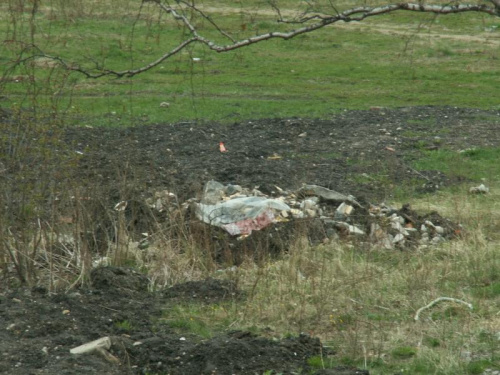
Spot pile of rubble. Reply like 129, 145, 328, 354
147, 180, 461, 250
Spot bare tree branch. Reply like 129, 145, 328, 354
24, 1, 499, 78
177, 0, 236, 43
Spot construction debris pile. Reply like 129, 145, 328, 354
148, 180, 461, 250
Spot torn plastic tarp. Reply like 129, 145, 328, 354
195, 196, 290, 235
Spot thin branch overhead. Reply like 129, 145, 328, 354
27, 1, 500, 78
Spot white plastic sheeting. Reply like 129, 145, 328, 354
195, 196, 290, 235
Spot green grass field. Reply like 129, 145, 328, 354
1, 0, 499, 125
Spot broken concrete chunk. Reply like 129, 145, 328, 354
393, 233, 405, 243
391, 221, 403, 231
225, 184, 243, 196
335, 221, 365, 236
469, 184, 489, 194
298, 184, 355, 204
305, 209, 317, 218
390, 214, 405, 225
70, 337, 111, 355
300, 199, 318, 210
390, 221, 409, 236
424, 220, 435, 228
348, 225, 365, 236
434, 226, 444, 235
290, 208, 305, 219
201, 180, 225, 204
334, 202, 354, 221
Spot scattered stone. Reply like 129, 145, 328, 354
334, 202, 354, 221
335, 222, 365, 236
305, 209, 317, 218
200, 180, 225, 204
159, 102, 170, 108
114, 201, 127, 212
393, 233, 405, 244
300, 198, 318, 210
298, 184, 354, 204
469, 184, 489, 194
225, 184, 242, 196
434, 226, 444, 235
146, 181, 460, 249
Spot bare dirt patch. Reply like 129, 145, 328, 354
61, 106, 500, 202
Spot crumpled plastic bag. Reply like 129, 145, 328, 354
195, 196, 290, 235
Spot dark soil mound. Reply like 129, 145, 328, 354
123, 331, 323, 375
91, 266, 150, 293
163, 277, 241, 303
2, 269, 365, 375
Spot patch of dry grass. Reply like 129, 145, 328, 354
150, 184, 500, 373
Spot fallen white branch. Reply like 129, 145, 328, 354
70, 336, 112, 354
414, 297, 473, 321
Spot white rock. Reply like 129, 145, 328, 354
469, 184, 489, 194
390, 215, 405, 224
300, 199, 317, 210
305, 209, 317, 218
70, 337, 111, 355
424, 220, 435, 228
434, 226, 444, 234
291, 209, 305, 219
348, 225, 365, 236
393, 233, 405, 243
336, 202, 354, 216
